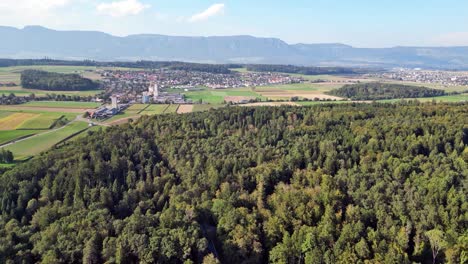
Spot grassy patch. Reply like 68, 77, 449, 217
140, 105, 170, 115
163, 105, 180, 114
17, 113, 67, 129
296, 101, 350, 106
192, 104, 225, 112
380, 94, 468, 103
4, 121, 89, 159
0, 130, 39, 145
0, 112, 39, 130
21, 101, 101, 108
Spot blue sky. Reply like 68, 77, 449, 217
1, 0, 468, 47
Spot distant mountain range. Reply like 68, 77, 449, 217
2, 25, 468, 69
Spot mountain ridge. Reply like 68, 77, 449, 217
2, 25, 468, 69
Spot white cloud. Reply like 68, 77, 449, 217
433, 32, 468, 46
0, 0, 72, 26
0, 0, 70, 11
189, 3, 225, 23
97, 0, 150, 17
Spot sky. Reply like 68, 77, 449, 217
0, 0, 468, 47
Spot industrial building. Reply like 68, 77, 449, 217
90, 95, 129, 119
146, 82, 186, 104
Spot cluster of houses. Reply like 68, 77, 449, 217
368, 68, 468, 87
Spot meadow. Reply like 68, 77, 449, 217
0, 130, 39, 145
21, 101, 101, 109
4, 121, 89, 159
180, 87, 264, 104
0, 101, 93, 150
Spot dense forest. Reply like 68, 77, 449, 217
328, 83, 447, 100
21, 70, 100, 91
0, 103, 467, 263
246, 64, 357, 75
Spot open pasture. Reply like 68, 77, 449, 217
255, 89, 342, 101
3, 121, 89, 159
21, 101, 101, 109
140, 104, 170, 115
182, 88, 263, 104
381, 93, 468, 103
0, 113, 39, 130
0, 130, 39, 145
17, 113, 68, 130
163, 104, 180, 114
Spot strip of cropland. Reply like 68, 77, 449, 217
0, 130, 39, 145
0, 112, 39, 130
3, 121, 89, 160
0, 101, 96, 143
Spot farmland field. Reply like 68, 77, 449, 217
0, 106, 78, 147
381, 93, 468, 103
17, 113, 69, 130
21, 101, 101, 109
163, 104, 179, 113
0, 113, 39, 130
192, 104, 225, 112
182, 88, 264, 104
140, 104, 170, 115
0, 130, 39, 145
177, 105, 194, 114
3, 121, 89, 159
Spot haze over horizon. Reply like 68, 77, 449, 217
4, 24, 468, 49
1, 0, 468, 48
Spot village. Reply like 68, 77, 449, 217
367, 68, 468, 87
98, 68, 304, 103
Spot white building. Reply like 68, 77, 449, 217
111, 96, 118, 109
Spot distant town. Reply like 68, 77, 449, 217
368, 68, 468, 87
100, 69, 304, 104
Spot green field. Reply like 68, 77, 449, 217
380, 94, 468, 103
163, 104, 179, 113
16, 113, 69, 129
192, 104, 225, 112
3, 121, 89, 159
127, 104, 149, 111
103, 112, 140, 123
21, 101, 101, 108
182, 88, 264, 104
296, 100, 349, 106
140, 104, 170, 115
0, 130, 39, 145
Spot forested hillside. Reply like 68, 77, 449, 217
246, 64, 356, 75
328, 83, 447, 100
0, 103, 467, 263
21, 70, 100, 91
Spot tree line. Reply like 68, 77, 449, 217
0, 59, 239, 74
20, 70, 100, 91
246, 64, 357, 75
0, 149, 14, 164
328, 82, 447, 100
0, 102, 466, 263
